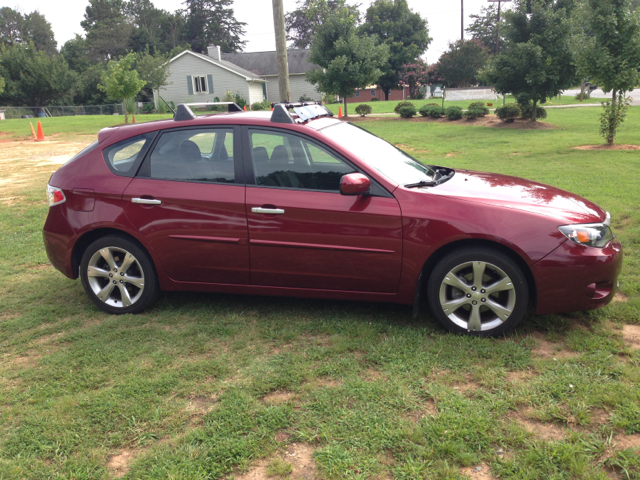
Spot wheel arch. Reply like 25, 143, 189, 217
419, 238, 537, 310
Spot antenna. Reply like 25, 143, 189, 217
158, 95, 176, 115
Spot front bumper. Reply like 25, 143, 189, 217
532, 239, 623, 315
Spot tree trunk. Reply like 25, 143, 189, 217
123, 100, 128, 124
384, 89, 389, 101
532, 100, 538, 122
343, 96, 348, 117
579, 83, 586, 102
608, 90, 617, 146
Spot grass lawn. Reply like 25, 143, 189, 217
0, 108, 639, 479
324, 95, 607, 115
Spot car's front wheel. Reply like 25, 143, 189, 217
80, 235, 159, 314
426, 247, 529, 336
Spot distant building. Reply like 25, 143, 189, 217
159, 46, 322, 106
342, 86, 411, 104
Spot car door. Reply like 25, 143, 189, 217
243, 127, 403, 293
123, 126, 250, 284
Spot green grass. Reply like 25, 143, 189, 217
325, 95, 607, 115
1, 108, 639, 479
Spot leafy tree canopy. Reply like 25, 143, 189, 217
0, 7, 57, 54
400, 60, 429, 99
136, 47, 172, 96
0, 43, 77, 106
437, 39, 489, 88
306, 7, 389, 116
99, 52, 146, 122
358, 0, 431, 100
466, 4, 507, 53
285, 0, 361, 50
487, 0, 579, 121
183, 0, 246, 53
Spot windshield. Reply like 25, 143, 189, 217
320, 122, 435, 185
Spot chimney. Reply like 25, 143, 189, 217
207, 45, 221, 61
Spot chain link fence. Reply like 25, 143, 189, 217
0, 102, 157, 120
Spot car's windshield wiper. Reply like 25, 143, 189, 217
404, 180, 437, 188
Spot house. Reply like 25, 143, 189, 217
221, 49, 322, 104
159, 46, 321, 107
343, 85, 411, 104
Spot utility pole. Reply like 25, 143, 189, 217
272, 0, 291, 103
461, 0, 464, 40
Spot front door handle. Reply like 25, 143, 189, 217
252, 207, 285, 215
132, 198, 162, 205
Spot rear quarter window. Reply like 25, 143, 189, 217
102, 132, 156, 177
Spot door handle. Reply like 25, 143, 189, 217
132, 198, 162, 205
252, 207, 285, 215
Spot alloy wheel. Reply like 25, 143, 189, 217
87, 247, 145, 308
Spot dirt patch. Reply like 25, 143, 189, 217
573, 144, 640, 151
394, 143, 429, 154
453, 380, 481, 393
275, 431, 291, 443
363, 367, 385, 381
407, 400, 437, 423
461, 463, 496, 480
4, 354, 41, 368
34, 332, 65, 345
591, 408, 611, 426
185, 395, 217, 415
262, 390, 296, 405
235, 443, 317, 480
107, 450, 134, 478
531, 332, 577, 360
313, 377, 343, 388
622, 325, 640, 350
613, 292, 628, 303
512, 408, 567, 441
506, 370, 535, 383
614, 434, 640, 450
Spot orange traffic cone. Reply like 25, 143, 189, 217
30, 122, 37, 140
132, 113, 137, 124
270, 107, 273, 111
244, 105, 247, 111
35, 121, 45, 142
338, 106, 343, 118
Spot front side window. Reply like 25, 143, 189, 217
249, 130, 355, 191
103, 133, 155, 177
193, 75, 208, 94
148, 128, 235, 183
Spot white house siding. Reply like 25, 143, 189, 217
265, 75, 321, 103
248, 81, 266, 105
159, 53, 252, 105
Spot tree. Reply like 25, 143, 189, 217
466, 4, 506, 53
0, 8, 57, 54
285, 0, 360, 50
576, 0, 640, 144
183, 0, 246, 54
0, 7, 23, 47
399, 60, 429, 99
436, 39, 489, 88
0, 43, 77, 107
0, 76, 5, 95
358, 0, 431, 100
99, 52, 146, 123
136, 48, 171, 106
81, 0, 124, 31
306, 8, 389, 116
487, 0, 579, 121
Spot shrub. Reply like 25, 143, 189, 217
398, 105, 417, 118
251, 99, 271, 111
468, 101, 490, 116
142, 102, 155, 114
464, 108, 485, 120
429, 106, 445, 118
495, 104, 521, 122
445, 106, 463, 120
355, 104, 373, 116
322, 93, 338, 104
299, 94, 313, 102
519, 103, 548, 120
394, 101, 415, 114
370, 97, 380, 101
419, 104, 431, 117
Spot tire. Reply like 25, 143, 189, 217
426, 247, 529, 337
80, 235, 160, 314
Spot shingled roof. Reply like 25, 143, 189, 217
221, 49, 318, 76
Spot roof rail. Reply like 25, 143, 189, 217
174, 102, 243, 121
270, 101, 334, 124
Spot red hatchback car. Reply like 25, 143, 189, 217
43, 102, 623, 336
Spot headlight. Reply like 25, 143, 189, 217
558, 222, 614, 248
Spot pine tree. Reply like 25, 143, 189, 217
183, 0, 246, 54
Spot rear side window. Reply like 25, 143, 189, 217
103, 133, 156, 177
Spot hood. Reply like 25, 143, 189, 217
427, 170, 605, 225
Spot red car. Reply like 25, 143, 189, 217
43, 102, 623, 336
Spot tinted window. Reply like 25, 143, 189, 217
103, 134, 155, 175
249, 130, 355, 191
148, 128, 235, 183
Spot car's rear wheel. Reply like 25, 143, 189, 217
80, 235, 159, 314
426, 247, 528, 336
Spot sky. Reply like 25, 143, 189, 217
9, 0, 508, 64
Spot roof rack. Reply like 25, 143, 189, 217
271, 101, 334, 124
174, 102, 243, 121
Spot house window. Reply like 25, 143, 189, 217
355, 90, 360, 98
193, 75, 208, 94
371, 89, 376, 96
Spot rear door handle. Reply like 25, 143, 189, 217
252, 207, 285, 215
132, 198, 162, 205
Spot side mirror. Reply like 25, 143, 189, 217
340, 173, 371, 196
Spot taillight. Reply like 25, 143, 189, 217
47, 184, 66, 207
